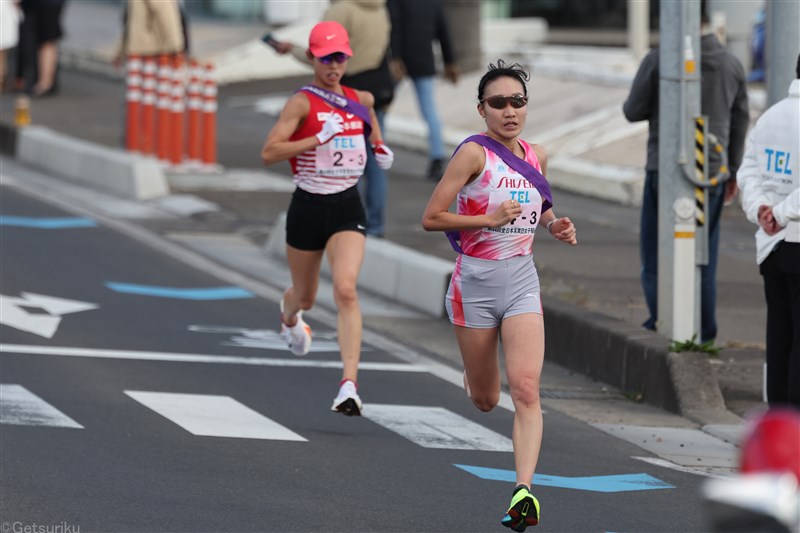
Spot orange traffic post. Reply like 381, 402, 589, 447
140, 57, 157, 155
156, 54, 173, 163
125, 55, 142, 152
170, 54, 186, 166
201, 62, 217, 169
186, 58, 203, 167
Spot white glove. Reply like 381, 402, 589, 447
315, 114, 344, 145
372, 142, 394, 170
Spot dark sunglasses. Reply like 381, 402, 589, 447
318, 52, 350, 65
481, 94, 528, 109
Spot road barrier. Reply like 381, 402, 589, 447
125, 54, 217, 170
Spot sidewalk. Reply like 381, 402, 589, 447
1, 1, 767, 423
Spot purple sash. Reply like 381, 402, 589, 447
297, 85, 372, 138
445, 134, 554, 254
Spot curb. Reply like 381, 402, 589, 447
16, 125, 169, 200
542, 298, 741, 425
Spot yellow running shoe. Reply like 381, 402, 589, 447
501, 485, 540, 531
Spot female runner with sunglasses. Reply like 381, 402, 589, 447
261, 21, 393, 416
422, 60, 577, 531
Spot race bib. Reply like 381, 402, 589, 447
316, 134, 367, 176
486, 186, 542, 234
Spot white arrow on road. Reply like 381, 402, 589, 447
0, 292, 99, 338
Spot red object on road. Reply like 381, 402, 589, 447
740, 407, 800, 481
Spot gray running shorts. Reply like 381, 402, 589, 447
446, 254, 542, 328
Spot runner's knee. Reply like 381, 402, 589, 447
332, 282, 358, 308
471, 391, 499, 412
509, 375, 541, 408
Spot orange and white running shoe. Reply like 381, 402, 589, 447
280, 298, 312, 356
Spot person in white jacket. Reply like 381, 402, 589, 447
737, 54, 800, 408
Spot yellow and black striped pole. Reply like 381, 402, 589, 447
694, 116, 709, 265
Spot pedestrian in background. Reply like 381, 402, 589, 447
388, 0, 459, 181
623, 1, 749, 343
16, 0, 67, 97
0, 0, 21, 91
268, 0, 394, 238
261, 21, 394, 416
114, 0, 185, 65
422, 60, 576, 531
737, 54, 800, 408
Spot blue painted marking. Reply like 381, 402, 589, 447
0, 216, 97, 229
454, 464, 674, 493
105, 282, 254, 300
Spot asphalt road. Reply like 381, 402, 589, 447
0, 182, 716, 532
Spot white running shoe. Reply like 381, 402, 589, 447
331, 380, 363, 416
280, 298, 312, 356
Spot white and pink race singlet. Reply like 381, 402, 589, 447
456, 139, 544, 260
289, 85, 367, 195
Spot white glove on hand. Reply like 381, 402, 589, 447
372, 142, 394, 170
315, 114, 344, 145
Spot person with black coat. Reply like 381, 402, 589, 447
388, 0, 459, 181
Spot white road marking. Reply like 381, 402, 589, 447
0, 384, 83, 428
125, 391, 307, 441
594, 424, 738, 469
632, 456, 732, 480
0, 343, 427, 372
0, 292, 98, 338
363, 404, 513, 452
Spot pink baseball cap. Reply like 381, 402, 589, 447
308, 21, 353, 58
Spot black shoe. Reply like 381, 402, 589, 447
30, 86, 58, 98
427, 159, 444, 181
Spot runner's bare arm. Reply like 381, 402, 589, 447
261, 93, 320, 165
422, 142, 521, 231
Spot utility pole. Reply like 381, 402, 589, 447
658, 0, 702, 342
628, 0, 650, 62
766, 0, 800, 107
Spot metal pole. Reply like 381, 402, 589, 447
658, 0, 702, 342
766, 0, 800, 107
628, 0, 650, 62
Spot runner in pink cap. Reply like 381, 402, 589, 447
307, 20, 354, 58
260, 21, 394, 417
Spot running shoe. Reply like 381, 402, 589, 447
280, 298, 312, 356
331, 379, 363, 416
501, 485, 540, 531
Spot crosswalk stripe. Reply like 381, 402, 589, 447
0, 384, 83, 428
125, 391, 307, 441
363, 404, 513, 452
0, 343, 427, 372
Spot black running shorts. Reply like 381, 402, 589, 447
285, 186, 367, 251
